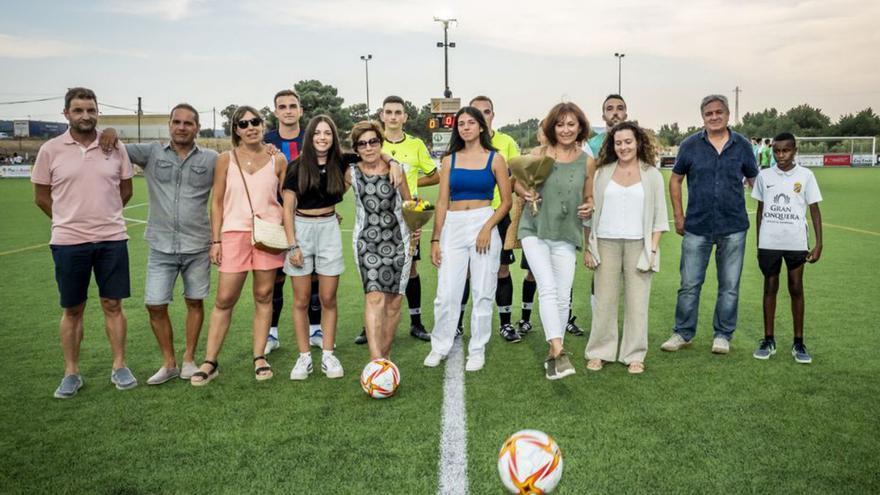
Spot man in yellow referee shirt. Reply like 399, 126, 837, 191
354, 95, 439, 344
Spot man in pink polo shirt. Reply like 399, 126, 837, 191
32, 87, 137, 399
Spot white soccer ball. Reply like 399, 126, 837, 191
360, 359, 400, 399
497, 429, 564, 494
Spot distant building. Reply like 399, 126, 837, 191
0, 120, 68, 138
99, 114, 169, 139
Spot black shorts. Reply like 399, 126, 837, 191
497, 213, 515, 265
51, 240, 131, 308
758, 249, 808, 277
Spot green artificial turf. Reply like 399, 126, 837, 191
0, 168, 878, 494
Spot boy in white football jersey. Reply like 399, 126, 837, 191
751, 132, 823, 364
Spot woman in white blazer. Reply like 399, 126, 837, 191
582, 122, 668, 374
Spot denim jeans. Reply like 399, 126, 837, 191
673, 230, 747, 341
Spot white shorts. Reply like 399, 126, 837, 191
283, 215, 345, 277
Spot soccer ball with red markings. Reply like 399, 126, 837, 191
497, 429, 563, 494
360, 359, 400, 399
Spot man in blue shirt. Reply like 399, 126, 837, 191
661, 94, 759, 355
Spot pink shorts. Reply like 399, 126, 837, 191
219, 231, 284, 273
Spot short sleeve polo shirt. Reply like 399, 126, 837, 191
382, 133, 436, 197
672, 128, 759, 237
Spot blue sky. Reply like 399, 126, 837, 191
2, 0, 878, 131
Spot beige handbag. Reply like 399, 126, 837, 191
233, 150, 289, 253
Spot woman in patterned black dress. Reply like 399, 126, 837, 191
349, 121, 417, 360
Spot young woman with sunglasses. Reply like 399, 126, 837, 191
349, 121, 416, 360
191, 106, 290, 385
423, 107, 512, 372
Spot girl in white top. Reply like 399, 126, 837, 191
582, 122, 668, 374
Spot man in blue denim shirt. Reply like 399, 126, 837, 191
661, 95, 758, 355
103, 104, 218, 384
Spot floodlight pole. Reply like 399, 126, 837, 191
434, 17, 457, 98
360, 54, 373, 111
614, 53, 625, 95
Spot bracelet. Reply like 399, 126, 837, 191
431, 239, 440, 243
289, 244, 300, 251
212, 240, 221, 244
651, 249, 657, 253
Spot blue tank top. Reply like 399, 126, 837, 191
449, 151, 496, 201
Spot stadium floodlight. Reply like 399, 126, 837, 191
434, 17, 458, 98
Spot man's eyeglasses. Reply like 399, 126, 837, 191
237, 118, 263, 129
355, 137, 382, 149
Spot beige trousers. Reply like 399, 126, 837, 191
585, 238, 653, 364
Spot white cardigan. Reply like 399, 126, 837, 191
587, 162, 669, 272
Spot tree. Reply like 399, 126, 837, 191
656, 123, 683, 147
835, 108, 880, 137
260, 106, 277, 131
403, 102, 433, 143
220, 104, 237, 136
498, 118, 541, 150
346, 103, 372, 124
294, 79, 351, 137
784, 104, 831, 137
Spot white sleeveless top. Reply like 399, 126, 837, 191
596, 180, 645, 240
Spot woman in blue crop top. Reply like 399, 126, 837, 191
423, 106, 512, 372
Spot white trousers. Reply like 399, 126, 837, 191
431, 207, 501, 357
520, 236, 576, 342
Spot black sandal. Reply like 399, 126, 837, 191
254, 355, 273, 381
191, 360, 218, 387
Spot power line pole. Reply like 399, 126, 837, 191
733, 86, 742, 125
137, 96, 142, 143
434, 17, 457, 98
213, 107, 217, 137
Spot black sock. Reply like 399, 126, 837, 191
308, 278, 321, 326
521, 279, 537, 321
567, 288, 574, 322
271, 276, 285, 327
496, 275, 513, 326
764, 335, 776, 343
406, 275, 422, 326
458, 280, 470, 329
794, 336, 804, 346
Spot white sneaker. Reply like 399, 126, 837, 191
290, 354, 313, 380
321, 353, 344, 378
712, 337, 730, 354
180, 361, 199, 380
264, 335, 280, 355
660, 334, 691, 352
309, 328, 324, 348
465, 353, 485, 372
423, 351, 445, 368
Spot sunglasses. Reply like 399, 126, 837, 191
237, 117, 263, 129
355, 137, 382, 149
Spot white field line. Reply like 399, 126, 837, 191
123, 202, 147, 210
438, 338, 469, 495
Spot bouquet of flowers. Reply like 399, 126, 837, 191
508, 155, 556, 216
401, 198, 435, 255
